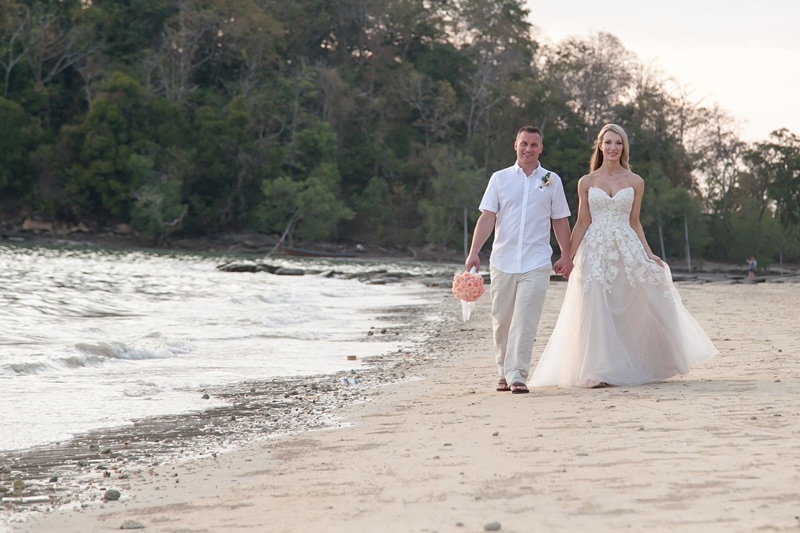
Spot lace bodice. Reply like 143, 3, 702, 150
580, 187, 670, 296
588, 186, 634, 225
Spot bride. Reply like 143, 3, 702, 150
529, 124, 717, 388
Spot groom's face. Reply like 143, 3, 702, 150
515, 131, 543, 167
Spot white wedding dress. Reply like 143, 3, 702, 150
529, 186, 718, 388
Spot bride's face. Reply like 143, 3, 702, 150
601, 131, 624, 162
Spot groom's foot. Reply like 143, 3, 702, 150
510, 383, 529, 394
496, 378, 511, 392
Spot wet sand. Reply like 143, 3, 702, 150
7, 277, 800, 532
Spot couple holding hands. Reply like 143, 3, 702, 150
466, 124, 718, 394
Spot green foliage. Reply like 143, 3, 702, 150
294, 163, 355, 241
257, 123, 353, 242
258, 168, 355, 243
57, 71, 150, 220
415, 44, 471, 89
723, 207, 783, 266
128, 151, 188, 242
418, 145, 486, 250
180, 96, 264, 233
745, 129, 800, 226
348, 176, 391, 242
538, 129, 591, 208
639, 165, 710, 260
773, 224, 800, 264
0, 96, 41, 196
0, 0, 796, 262
88, 0, 178, 63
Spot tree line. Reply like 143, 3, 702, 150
1, 0, 798, 265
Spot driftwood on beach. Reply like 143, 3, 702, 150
215, 260, 453, 287
216, 261, 305, 276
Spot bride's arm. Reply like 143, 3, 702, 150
629, 178, 664, 266
569, 176, 592, 259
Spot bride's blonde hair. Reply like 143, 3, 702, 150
590, 124, 631, 172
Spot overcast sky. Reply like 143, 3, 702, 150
525, 0, 799, 142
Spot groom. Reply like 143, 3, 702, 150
465, 126, 573, 394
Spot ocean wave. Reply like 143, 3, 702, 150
122, 381, 165, 398
74, 341, 189, 360
2, 354, 106, 375
0, 340, 192, 376
0, 333, 51, 345
256, 330, 329, 341
28, 301, 135, 318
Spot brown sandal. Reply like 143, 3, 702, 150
510, 382, 529, 394
496, 378, 511, 392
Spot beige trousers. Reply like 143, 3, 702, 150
489, 266, 551, 385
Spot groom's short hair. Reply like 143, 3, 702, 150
517, 125, 543, 140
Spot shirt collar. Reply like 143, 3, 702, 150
513, 161, 542, 178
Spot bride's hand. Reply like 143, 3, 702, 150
647, 252, 664, 266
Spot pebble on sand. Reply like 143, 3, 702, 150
120, 519, 146, 529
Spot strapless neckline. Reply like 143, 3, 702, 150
590, 186, 633, 199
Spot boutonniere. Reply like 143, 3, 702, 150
539, 172, 552, 188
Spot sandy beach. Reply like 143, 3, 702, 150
8, 276, 800, 532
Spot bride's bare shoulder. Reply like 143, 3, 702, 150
627, 173, 644, 188
577, 174, 596, 192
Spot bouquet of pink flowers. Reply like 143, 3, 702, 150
452, 271, 485, 302
452, 269, 485, 321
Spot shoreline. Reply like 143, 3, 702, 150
0, 289, 450, 527
8, 278, 800, 532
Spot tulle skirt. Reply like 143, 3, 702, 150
529, 261, 717, 388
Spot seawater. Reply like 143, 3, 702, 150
0, 244, 451, 453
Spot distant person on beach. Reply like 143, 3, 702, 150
465, 125, 573, 395
747, 256, 757, 279
529, 123, 718, 389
